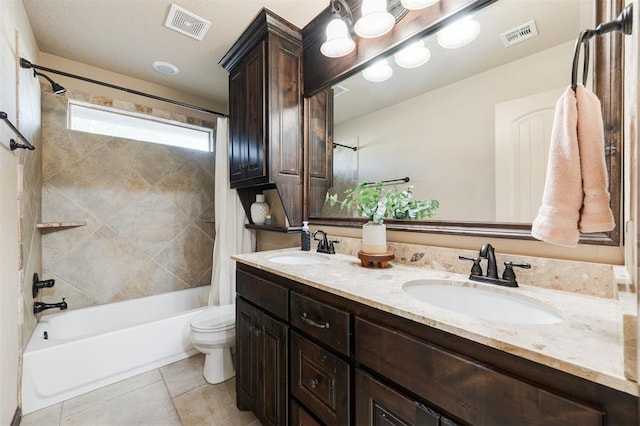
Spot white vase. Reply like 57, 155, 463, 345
361, 221, 387, 254
250, 194, 270, 225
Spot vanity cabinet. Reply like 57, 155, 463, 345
220, 9, 304, 226
236, 269, 289, 426
235, 263, 637, 426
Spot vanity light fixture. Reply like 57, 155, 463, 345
321, 0, 356, 58
362, 58, 393, 82
400, 0, 440, 10
354, 0, 395, 38
437, 16, 481, 49
394, 40, 431, 68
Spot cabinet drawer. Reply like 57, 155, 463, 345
291, 292, 350, 355
356, 369, 444, 426
237, 269, 288, 320
291, 400, 323, 426
291, 332, 350, 426
355, 318, 604, 426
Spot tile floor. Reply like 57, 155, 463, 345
21, 354, 260, 426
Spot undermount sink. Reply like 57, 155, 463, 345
268, 252, 328, 265
403, 280, 561, 325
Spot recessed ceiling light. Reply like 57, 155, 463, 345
152, 61, 179, 75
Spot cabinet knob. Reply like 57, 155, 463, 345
308, 377, 319, 389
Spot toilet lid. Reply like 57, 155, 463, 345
191, 304, 235, 331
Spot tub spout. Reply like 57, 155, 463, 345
34, 298, 67, 314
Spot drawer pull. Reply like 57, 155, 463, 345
301, 312, 330, 329
308, 377, 320, 389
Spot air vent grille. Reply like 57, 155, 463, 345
164, 4, 211, 41
500, 20, 539, 47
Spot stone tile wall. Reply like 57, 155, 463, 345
39, 91, 216, 311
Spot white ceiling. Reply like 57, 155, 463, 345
22, 0, 329, 110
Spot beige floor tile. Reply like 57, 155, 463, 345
173, 378, 257, 426
21, 402, 63, 426
160, 353, 208, 397
61, 380, 180, 426
61, 369, 162, 417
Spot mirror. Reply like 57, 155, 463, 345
314, 0, 621, 244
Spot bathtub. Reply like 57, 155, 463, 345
22, 285, 211, 414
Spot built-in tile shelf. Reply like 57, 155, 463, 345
36, 222, 87, 230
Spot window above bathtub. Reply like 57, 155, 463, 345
67, 100, 213, 152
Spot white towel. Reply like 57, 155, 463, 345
532, 84, 615, 247
531, 87, 583, 247
575, 84, 615, 233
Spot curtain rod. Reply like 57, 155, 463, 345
20, 58, 228, 117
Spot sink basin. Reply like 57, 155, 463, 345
268, 253, 328, 265
403, 280, 561, 325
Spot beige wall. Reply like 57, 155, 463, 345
0, 0, 41, 421
39, 90, 216, 310
334, 41, 572, 222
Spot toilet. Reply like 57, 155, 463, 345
190, 304, 236, 384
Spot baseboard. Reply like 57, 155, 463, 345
10, 406, 21, 426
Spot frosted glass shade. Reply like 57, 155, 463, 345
400, 0, 440, 10
362, 59, 393, 82
437, 16, 481, 49
394, 41, 431, 68
321, 17, 356, 58
354, 0, 395, 38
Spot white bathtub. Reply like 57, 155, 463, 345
22, 285, 211, 414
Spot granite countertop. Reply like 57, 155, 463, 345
233, 248, 638, 396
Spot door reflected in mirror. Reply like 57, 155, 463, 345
323, 0, 595, 223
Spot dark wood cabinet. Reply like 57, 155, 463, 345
228, 41, 266, 184
235, 263, 637, 426
304, 88, 333, 219
220, 9, 304, 226
236, 284, 289, 426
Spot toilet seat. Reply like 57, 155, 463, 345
191, 305, 235, 332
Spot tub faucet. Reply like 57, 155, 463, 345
34, 298, 67, 314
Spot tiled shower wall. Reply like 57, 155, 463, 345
39, 91, 216, 311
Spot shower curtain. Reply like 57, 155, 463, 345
209, 117, 255, 306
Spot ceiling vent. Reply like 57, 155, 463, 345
500, 20, 539, 47
164, 4, 211, 41
333, 84, 349, 97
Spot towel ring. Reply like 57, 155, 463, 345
570, 3, 633, 91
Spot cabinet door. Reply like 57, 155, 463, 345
228, 41, 266, 187
305, 87, 333, 219
236, 298, 259, 411
258, 310, 289, 426
356, 370, 441, 426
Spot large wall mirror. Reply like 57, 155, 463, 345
307, 0, 623, 245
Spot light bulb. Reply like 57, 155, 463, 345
437, 16, 481, 49
394, 41, 431, 68
362, 59, 393, 82
400, 0, 440, 10
321, 17, 356, 58
354, 0, 395, 38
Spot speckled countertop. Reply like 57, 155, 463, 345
233, 248, 638, 396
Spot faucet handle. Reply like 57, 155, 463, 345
327, 239, 339, 254
459, 255, 483, 276
502, 261, 531, 285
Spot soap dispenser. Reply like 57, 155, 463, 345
301, 221, 311, 251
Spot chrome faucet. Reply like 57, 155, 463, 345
312, 229, 338, 254
34, 298, 67, 314
459, 244, 531, 287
